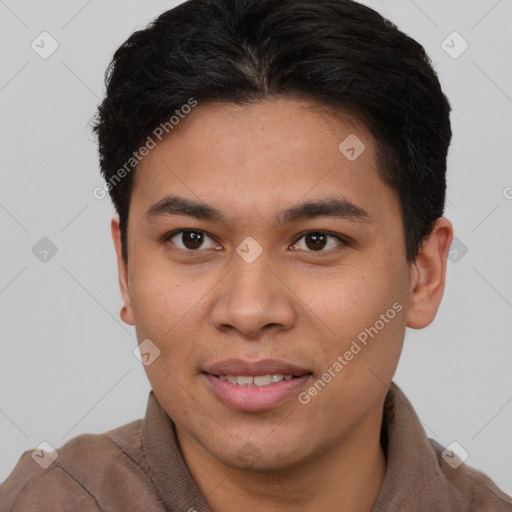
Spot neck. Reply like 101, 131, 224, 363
176, 405, 387, 512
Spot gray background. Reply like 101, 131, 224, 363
1, 0, 511, 495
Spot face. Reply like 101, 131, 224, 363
112, 97, 449, 472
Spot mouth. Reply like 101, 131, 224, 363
202, 359, 313, 411
206, 373, 308, 387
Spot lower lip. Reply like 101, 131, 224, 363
204, 374, 311, 412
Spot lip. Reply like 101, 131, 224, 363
203, 358, 311, 377
204, 374, 311, 412
202, 358, 312, 412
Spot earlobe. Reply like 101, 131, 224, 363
120, 305, 133, 325
406, 217, 453, 329
111, 216, 135, 326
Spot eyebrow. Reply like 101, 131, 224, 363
144, 195, 372, 228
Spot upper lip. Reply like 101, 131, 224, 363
203, 358, 311, 377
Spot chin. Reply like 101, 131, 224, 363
212, 439, 311, 474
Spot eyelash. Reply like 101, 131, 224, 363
161, 229, 350, 254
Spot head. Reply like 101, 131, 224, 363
93, 0, 453, 472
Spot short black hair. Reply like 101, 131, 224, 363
92, 0, 452, 264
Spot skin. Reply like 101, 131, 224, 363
111, 97, 453, 511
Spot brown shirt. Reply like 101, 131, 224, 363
1, 382, 511, 511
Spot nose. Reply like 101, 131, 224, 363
210, 255, 297, 339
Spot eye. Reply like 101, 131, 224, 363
166, 229, 220, 251
291, 231, 348, 252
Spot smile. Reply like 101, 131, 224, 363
215, 374, 298, 386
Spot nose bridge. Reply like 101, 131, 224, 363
210, 250, 296, 337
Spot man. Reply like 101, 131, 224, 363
1, 0, 511, 510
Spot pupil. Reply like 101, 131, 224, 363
183, 230, 203, 249
306, 233, 326, 251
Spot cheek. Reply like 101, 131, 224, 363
129, 267, 214, 371
297, 263, 407, 365
130, 258, 200, 326
129, 275, 190, 362
301, 265, 399, 329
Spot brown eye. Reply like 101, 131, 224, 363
292, 232, 346, 252
304, 233, 328, 250
169, 230, 217, 251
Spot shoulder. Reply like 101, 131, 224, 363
429, 438, 512, 511
0, 418, 161, 511
0, 463, 100, 511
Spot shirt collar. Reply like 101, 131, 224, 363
142, 382, 451, 511
141, 390, 212, 511
371, 382, 451, 511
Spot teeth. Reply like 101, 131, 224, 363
254, 375, 272, 386
237, 376, 254, 386
218, 374, 294, 386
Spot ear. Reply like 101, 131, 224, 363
406, 217, 454, 329
111, 216, 135, 326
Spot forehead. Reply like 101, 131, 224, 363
131, 97, 399, 227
